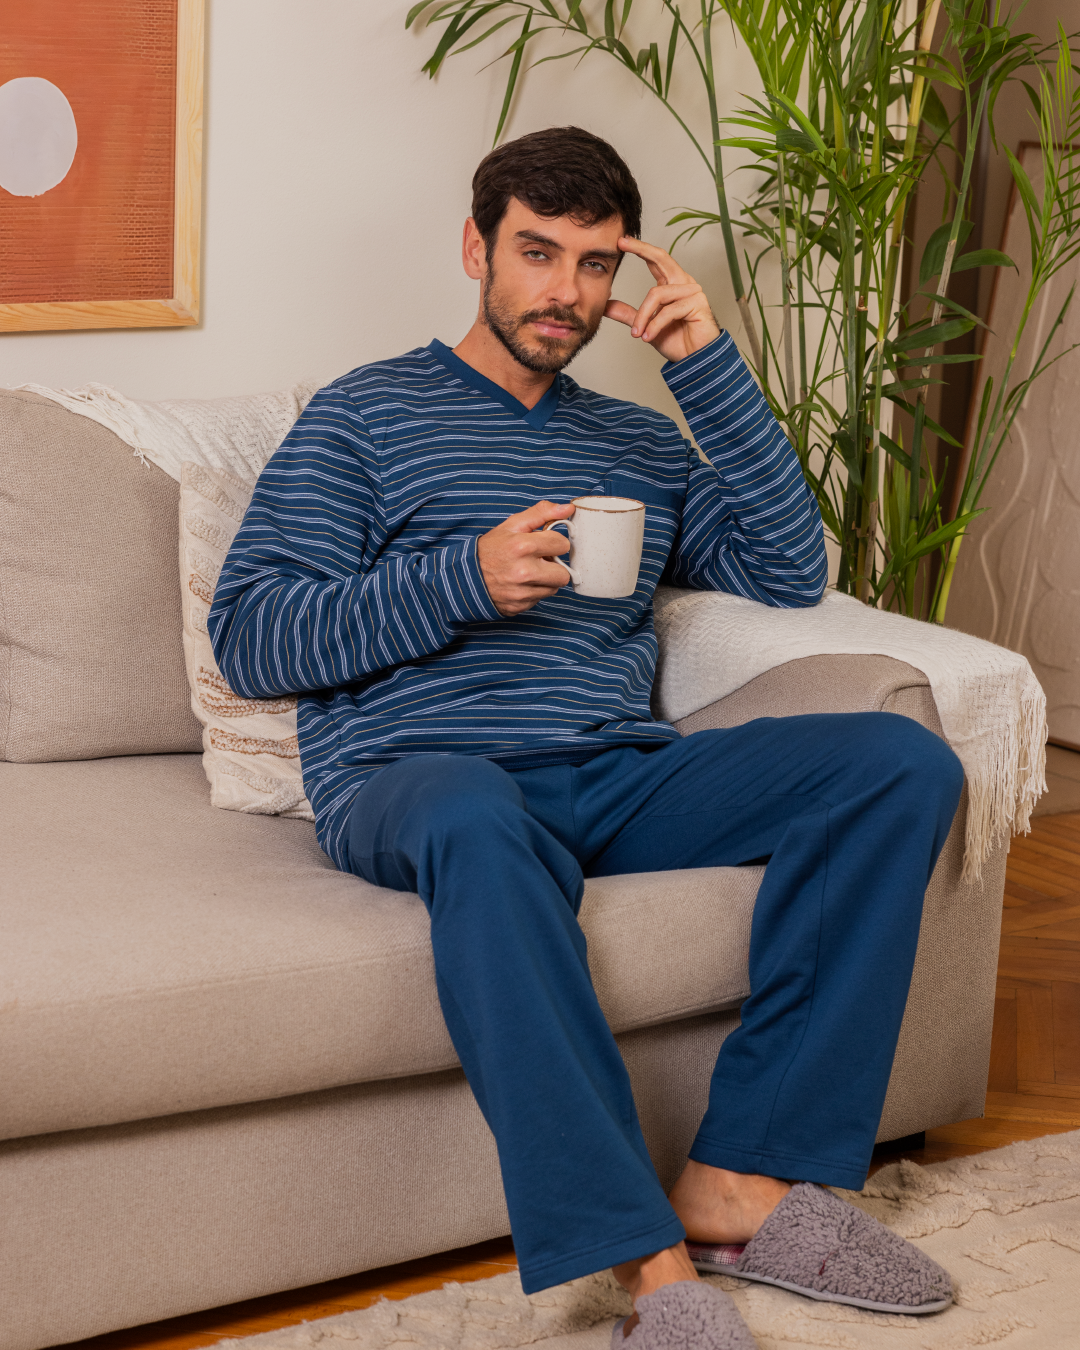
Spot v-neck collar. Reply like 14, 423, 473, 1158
428, 340, 561, 431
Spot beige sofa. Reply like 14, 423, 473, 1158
0, 388, 1007, 1350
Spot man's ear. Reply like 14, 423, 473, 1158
462, 218, 487, 281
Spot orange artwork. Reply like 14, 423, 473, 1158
0, 0, 203, 331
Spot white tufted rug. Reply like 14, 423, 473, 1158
216, 1131, 1080, 1349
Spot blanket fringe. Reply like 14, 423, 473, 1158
961, 679, 1047, 883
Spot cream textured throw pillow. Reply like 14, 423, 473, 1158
179, 461, 314, 820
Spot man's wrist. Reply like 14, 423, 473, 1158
662, 329, 732, 373
432, 536, 503, 626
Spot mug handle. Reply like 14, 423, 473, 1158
549, 519, 579, 587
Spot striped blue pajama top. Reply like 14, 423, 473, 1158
209, 332, 827, 870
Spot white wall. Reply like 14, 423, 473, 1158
0, 2, 763, 427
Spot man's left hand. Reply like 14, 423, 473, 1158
605, 238, 721, 363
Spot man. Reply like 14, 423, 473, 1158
210, 127, 963, 1347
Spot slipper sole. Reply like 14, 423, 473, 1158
689, 1255, 952, 1316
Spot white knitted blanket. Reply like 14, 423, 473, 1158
653, 586, 1046, 879
22, 381, 1046, 878
16, 379, 323, 482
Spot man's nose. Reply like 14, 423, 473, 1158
547, 260, 581, 309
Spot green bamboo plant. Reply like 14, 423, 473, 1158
406, 0, 1080, 622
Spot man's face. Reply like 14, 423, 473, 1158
476, 198, 624, 374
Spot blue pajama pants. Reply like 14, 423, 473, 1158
345, 713, 963, 1294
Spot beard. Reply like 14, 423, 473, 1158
481, 266, 602, 374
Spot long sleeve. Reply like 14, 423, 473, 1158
208, 387, 501, 700
661, 333, 827, 607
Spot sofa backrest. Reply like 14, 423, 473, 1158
0, 388, 202, 762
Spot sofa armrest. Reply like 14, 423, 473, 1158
673, 653, 943, 738
675, 649, 1004, 1143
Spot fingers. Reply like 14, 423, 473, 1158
636, 296, 708, 344
604, 298, 638, 328
488, 557, 572, 616
531, 557, 574, 587
617, 236, 691, 287
478, 502, 577, 615
517, 528, 570, 557
608, 238, 719, 358
607, 286, 707, 340
495, 529, 569, 577
503, 499, 575, 534
628, 283, 701, 339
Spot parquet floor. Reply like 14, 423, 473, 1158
991, 809, 1080, 1099
50, 810, 1080, 1350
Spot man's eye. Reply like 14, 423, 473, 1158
525, 250, 547, 260
583, 261, 608, 273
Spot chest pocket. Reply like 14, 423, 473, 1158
598, 469, 684, 520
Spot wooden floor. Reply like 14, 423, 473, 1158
52, 812, 1080, 1350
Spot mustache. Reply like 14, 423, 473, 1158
519, 306, 589, 336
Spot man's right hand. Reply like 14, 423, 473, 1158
477, 501, 575, 616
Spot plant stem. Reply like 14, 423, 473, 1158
702, 1, 765, 371
872, 0, 940, 605
920, 69, 990, 395
776, 150, 797, 405
933, 524, 965, 619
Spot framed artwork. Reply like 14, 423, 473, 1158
0, 0, 204, 332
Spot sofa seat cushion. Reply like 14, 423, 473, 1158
0, 755, 759, 1141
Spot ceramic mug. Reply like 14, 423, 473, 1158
556, 495, 645, 598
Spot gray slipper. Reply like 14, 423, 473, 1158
611, 1280, 756, 1349
687, 1182, 951, 1315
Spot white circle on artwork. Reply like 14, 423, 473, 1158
0, 77, 78, 197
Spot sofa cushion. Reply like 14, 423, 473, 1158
0, 388, 202, 761
0, 753, 759, 1141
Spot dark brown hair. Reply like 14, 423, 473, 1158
471, 126, 642, 259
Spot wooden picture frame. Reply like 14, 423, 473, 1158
0, 0, 204, 332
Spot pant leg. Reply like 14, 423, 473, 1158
568, 712, 964, 1190
345, 755, 684, 1294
